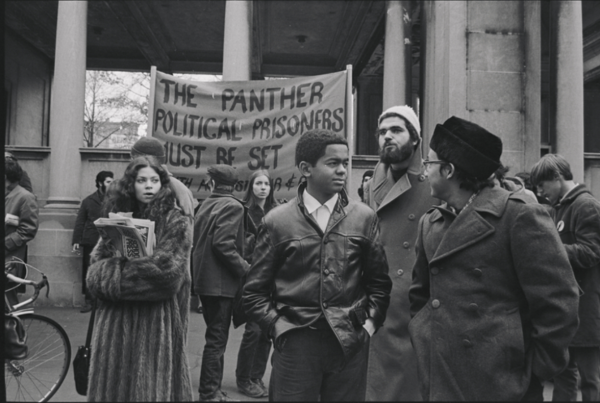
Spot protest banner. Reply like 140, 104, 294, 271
149, 68, 350, 200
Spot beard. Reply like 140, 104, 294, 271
379, 141, 415, 165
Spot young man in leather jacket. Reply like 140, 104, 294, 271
243, 129, 392, 401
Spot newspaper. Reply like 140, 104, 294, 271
94, 213, 156, 258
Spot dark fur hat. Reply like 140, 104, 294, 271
430, 116, 502, 180
131, 137, 166, 164
207, 164, 238, 186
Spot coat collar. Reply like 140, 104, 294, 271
428, 186, 510, 264
370, 146, 425, 211
296, 182, 349, 234
556, 184, 590, 207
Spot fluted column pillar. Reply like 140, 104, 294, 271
554, 0, 584, 181
223, 0, 252, 81
46, 0, 87, 208
383, 0, 410, 109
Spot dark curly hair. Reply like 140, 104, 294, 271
102, 157, 175, 220
243, 169, 279, 212
295, 129, 348, 167
5, 160, 23, 183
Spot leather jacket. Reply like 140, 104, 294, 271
243, 184, 392, 359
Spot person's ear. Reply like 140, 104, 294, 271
298, 161, 312, 177
443, 163, 455, 179
208, 179, 215, 192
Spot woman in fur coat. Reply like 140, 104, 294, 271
86, 156, 193, 401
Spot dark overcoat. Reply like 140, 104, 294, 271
192, 190, 250, 298
363, 148, 437, 401
86, 208, 193, 401
72, 190, 104, 246
409, 186, 580, 401
551, 184, 600, 347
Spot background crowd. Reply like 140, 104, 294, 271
4, 104, 600, 401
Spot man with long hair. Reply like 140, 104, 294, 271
531, 154, 600, 401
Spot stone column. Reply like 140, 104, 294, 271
383, 0, 410, 109
554, 0, 584, 181
222, 0, 252, 81
46, 0, 87, 208
29, 1, 88, 307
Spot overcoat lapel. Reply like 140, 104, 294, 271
428, 186, 510, 264
429, 209, 495, 264
371, 147, 424, 212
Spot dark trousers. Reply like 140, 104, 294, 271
552, 346, 600, 401
81, 244, 93, 301
236, 320, 272, 382
199, 296, 234, 400
521, 374, 544, 401
269, 325, 369, 401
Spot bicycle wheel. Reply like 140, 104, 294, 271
5, 314, 71, 402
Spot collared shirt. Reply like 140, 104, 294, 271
303, 189, 339, 232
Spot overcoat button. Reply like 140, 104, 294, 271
322, 302, 328, 309
432, 299, 440, 308
431, 267, 439, 275
323, 237, 330, 244
324, 269, 330, 275
403, 242, 410, 249
418, 175, 425, 182
473, 268, 482, 277
408, 214, 416, 220
463, 339, 473, 348
469, 303, 478, 311
397, 269, 404, 276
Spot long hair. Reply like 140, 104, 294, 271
243, 170, 278, 213
103, 156, 175, 220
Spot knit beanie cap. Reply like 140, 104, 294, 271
131, 137, 166, 164
378, 105, 421, 137
207, 164, 239, 186
429, 116, 502, 180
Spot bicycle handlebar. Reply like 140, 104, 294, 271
6, 273, 49, 306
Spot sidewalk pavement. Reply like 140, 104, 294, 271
28, 299, 580, 402
31, 296, 269, 402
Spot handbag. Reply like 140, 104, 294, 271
5, 313, 28, 360
72, 303, 96, 396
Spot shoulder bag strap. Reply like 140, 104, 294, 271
85, 303, 96, 347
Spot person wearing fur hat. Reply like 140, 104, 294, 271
363, 105, 437, 401
192, 164, 250, 402
130, 136, 198, 218
85, 156, 193, 401
408, 116, 580, 401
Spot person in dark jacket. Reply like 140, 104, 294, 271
193, 164, 250, 402
531, 154, 600, 402
357, 169, 373, 203
235, 169, 279, 398
243, 129, 392, 401
5, 159, 39, 306
71, 170, 114, 313
409, 117, 580, 401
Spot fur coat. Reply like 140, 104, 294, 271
86, 208, 193, 402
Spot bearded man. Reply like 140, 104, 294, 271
72, 170, 114, 312
363, 105, 437, 401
